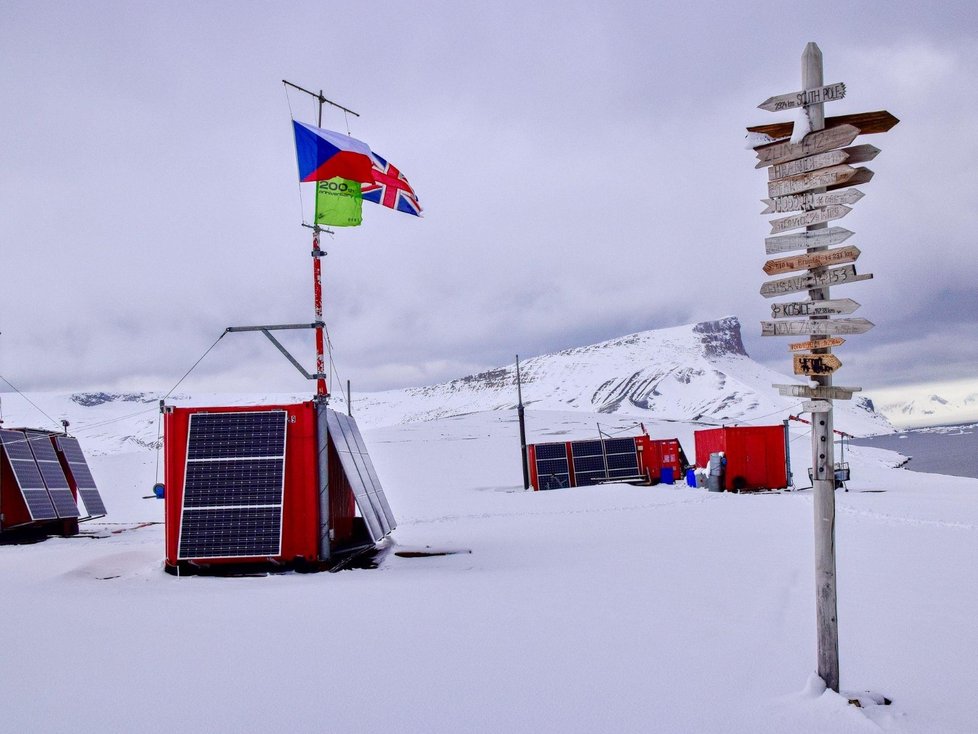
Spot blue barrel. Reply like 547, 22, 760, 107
661, 467, 675, 485
686, 468, 697, 487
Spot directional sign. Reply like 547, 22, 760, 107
769, 205, 852, 234
762, 189, 864, 215
747, 110, 900, 142
755, 124, 860, 168
765, 227, 853, 255
769, 150, 849, 181
761, 318, 875, 336
828, 167, 874, 190
758, 82, 846, 112
774, 383, 862, 401
788, 337, 846, 351
768, 165, 861, 198
794, 353, 843, 376
763, 246, 861, 276
772, 298, 860, 319
761, 265, 873, 298
802, 400, 832, 413
841, 144, 881, 165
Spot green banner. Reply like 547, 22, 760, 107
315, 177, 362, 227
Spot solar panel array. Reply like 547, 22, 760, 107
570, 438, 641, 486
0, 429, 58, 521
533, 441, 571, 491
55, 435, 107, 516
25, 431, 79, 518
178, 411, 287, 560
326, 409, 396, 543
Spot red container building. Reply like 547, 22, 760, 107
163, 401, 395, 573
693, 425, 789, 491
0, 428, 107, 537
527, 434, 688, 490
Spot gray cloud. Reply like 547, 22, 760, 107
2, 2, 976, 401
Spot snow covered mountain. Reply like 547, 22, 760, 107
878, 392, 978, 428
353, 316, 892, 436
0, 316, 892, 448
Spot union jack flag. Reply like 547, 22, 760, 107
362, 153, 422, 217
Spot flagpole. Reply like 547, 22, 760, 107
283, 80, 361, 399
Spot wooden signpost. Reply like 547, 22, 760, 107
763, 245, 860, 275
760, 264, 872, 297
802, 399, 832, 413
760, 317, 874, 336
769, 205, 851, 234
762, 189, 863, 215
774, 383, 862, 401
765, 226, 853, 254
755, 124, 860, 167
794, 353, 842, 376
788, 336, 845, 351
767, 164, 864, 197
771, 298, 859, 318
750, 43, 897, 694
757, 82, 846, 112
747, 109, 899, 141
769, 149, 849, 180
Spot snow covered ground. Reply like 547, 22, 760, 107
1, 405, 976, 733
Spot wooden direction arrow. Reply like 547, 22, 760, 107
747, 110, 900, 142
802, 400, 832, 413
758, 82, 846, 112
763, 246, 861, 276
768, 164, 861, 198
769, 205, 852, 234
827, 167, 873, 190
774, 383, 862, 401
772, 298, 860, 318
761, 265, 872, 298
765, 227, 853, 255
769, 149, 849, 181
788, 336, 846, 351
842, 144, 881, 165
755, 124, 860, 168
794, 353, 843, 376
762, 189, 864, 215
761, 317, 874, 336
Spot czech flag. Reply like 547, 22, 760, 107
292, 120, 376, 184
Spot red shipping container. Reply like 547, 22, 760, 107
694, 425, 788, 491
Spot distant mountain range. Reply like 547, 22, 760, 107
877, 392, 978, 429
0, 317, 894, 451
352, 316, 892, 435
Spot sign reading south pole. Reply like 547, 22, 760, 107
757, 82, 846, 112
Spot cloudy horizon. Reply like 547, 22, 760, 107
2, 2, 976, 422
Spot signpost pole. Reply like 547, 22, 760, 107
516, 355, 530, 490
803, 41, 841, 693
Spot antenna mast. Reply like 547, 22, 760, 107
283, 80, 361, 399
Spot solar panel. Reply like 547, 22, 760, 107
533, 442, 571, 490
26, 432, 79, 518
569, 437, 641, 485
0, 429, 59, 521
54, 436, 107, 516
326, 409, 395, 542
178, 411, 287, 560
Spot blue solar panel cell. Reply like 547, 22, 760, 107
55, 436, 107, 516
534, 443, 568, 461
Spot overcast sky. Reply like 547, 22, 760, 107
2, 2, 976, 408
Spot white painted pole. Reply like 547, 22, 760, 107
803, 41, 841, 693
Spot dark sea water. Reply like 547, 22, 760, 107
850, 422, 978, 480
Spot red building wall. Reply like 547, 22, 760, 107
694, 426, 788, 490
164, 402, 325, 567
